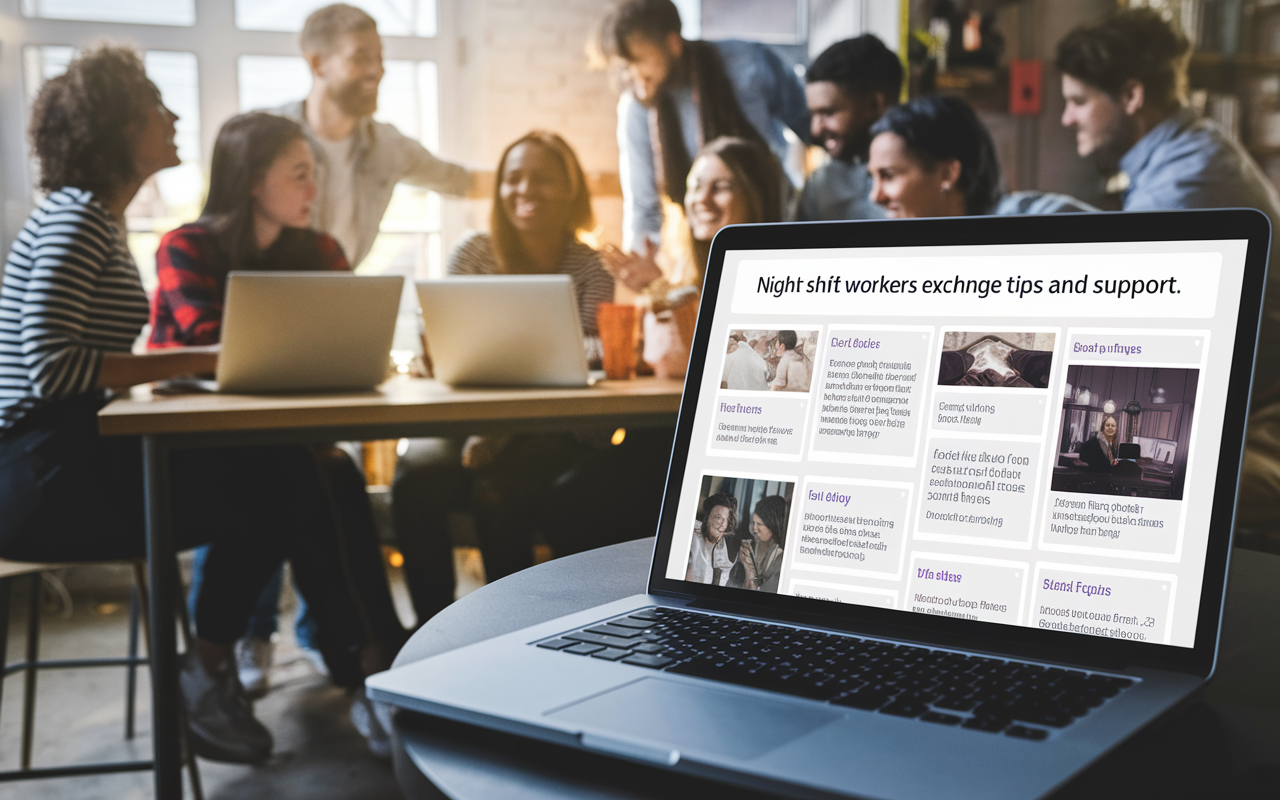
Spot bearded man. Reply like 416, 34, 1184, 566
276, 3, 474, 267
795, 35, 901, 222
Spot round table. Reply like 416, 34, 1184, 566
390, 540, 1280, 799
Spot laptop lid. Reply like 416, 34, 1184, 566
417, 275, 592, 387
647, 210, 1270, 676
217, 272, 402, 393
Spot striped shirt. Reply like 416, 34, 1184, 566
0, 188, 149, 430
446, 232, 615, 362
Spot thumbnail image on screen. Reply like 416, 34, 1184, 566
1052, 365, 1198, 501
687, 474, 794, 593
937, 331, 1056, 388
722, 329, 819, 393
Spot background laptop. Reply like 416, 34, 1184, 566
369, 210, 1269, 800
214, 272, 402, 393
417, 274, 597, 387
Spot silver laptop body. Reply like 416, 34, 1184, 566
417, 275, 593, 387
369, 210, 1270, 800
216, 272, 402, 393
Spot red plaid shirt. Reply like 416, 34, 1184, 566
148, 224, 349, 349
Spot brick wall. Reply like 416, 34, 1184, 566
453, 0, 624, 250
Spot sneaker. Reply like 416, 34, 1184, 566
349, 694, 394, 760
179, 650, 273, 764
235, 636, 274, 700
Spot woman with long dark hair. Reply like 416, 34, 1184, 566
738, 495, 789, 593
866, 95, 1095, 218
150, 110, 404, 756
150, 111, 347, 347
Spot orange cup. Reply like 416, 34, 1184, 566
597, 302, 638, 380
670, 298, 699, 352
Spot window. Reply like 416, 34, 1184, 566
234, 0, 437, 37
22, 0, 195, 26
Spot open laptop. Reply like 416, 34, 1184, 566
369, 210, 1270, 800
417, 275, 599, 387
213, 272, 402, 393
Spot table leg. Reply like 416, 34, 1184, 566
143, 435, 182, 799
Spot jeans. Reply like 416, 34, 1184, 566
186, 551, 319, 651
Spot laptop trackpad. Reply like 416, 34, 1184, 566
548, 678, 841, 760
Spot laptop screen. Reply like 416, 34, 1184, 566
663, 236, 1251, 650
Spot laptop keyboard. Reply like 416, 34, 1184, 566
535, 607, 1134, 741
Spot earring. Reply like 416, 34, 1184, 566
941, 182, 952, 192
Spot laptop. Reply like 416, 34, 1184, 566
214, 272, 402, 393
368, 209, 1269, 800
417, 275, 599, 387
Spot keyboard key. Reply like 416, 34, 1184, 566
1005, 725, 1049, 741
632, 642, 666, 655
879, 700, 929, 718
935, 693, 979, 712
592, 648, 634, 661
920, 712, 963, 726
565, 631, 637, 649
608, 617, 657, 630
962, 716, 1010, 733
565, 643, 605, 655
585, 625, 645, 639
623, 653, 673, 668
832, 689, 892, 710
536, 638, 577, 650
628, 608, 661, 620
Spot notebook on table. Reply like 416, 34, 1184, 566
369, 209, 1269, 800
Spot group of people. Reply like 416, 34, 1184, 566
687, 491, 790, 593
1, 0, 1280, 772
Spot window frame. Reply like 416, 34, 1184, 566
0, 0, 460, 261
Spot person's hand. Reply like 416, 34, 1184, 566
462, 435, 511, 470
738, 543, 759, 588
602, 240, 663, 294
177, 346, 219, 378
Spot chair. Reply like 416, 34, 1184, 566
0, 558, 202, 797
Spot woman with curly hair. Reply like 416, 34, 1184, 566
0, 45, 404, 764
686, 492, 738, 585
738, 495, 789, 593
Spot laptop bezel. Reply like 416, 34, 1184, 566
645, 209, 1270, 676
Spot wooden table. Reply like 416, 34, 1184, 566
97, 376, 684, 799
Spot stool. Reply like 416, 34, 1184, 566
0, 559, 202, 797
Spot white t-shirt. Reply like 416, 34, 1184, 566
315, 135, 359, 264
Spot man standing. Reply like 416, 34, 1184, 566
796, 35, 902, 222
1057, 8, 1280, 527
276, 3, 472, 267
598, 0, 809, 251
